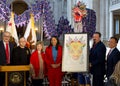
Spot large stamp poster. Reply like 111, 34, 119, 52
62, 33, 89, 72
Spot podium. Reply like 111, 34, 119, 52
0, 65, 30, 86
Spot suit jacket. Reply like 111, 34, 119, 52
106, 48, 120, 78
45, 45, 62, 70
89, 41, 106, 75
0, 40, 14, 65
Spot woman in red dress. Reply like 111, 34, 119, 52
45, 36, 63, 86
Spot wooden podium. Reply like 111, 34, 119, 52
0, 65, 30, 86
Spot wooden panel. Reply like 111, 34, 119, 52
0, 65, 30, 72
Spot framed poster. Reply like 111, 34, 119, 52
62, 33, 89, 72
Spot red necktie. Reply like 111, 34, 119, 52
6, 43, 9, 64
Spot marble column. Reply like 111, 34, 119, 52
67, 0, 72, 25
109, 11, 113, 38
105, 0, 109, 40
99, 0, 106, 40
54, 0, 59, 24
93, 0, 100, 32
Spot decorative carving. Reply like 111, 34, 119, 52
8, 72, 24, 86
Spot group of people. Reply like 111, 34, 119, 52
0, 31, 31, 86
0, 31, 120, 86
89, 32, 120, 86
0, 31, 63, 86
30, 36, 63, 86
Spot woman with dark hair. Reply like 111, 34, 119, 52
45, 36, 63, 86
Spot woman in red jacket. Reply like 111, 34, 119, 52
45, 36, 63, 86
30, 41, 46, 86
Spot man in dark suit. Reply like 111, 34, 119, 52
0, 31, 14, 86
89, 32, 106, 86
106, 37, 120, 79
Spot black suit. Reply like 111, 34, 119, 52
106, 48, 120, 78
0, 40, 14, 86
0, 41, 14, 65
89, 41, 106, 86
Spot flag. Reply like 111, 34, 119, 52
24, 13, 37, 47
6, 12, 19, 45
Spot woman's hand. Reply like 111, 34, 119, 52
51, 63, 61, 68
31, 74, 35, 79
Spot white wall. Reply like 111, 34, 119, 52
117, 39, 120, 51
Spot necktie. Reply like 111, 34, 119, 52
92, 43, 96, 48
107, 49, 112, 58
6, 43, 9, 64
